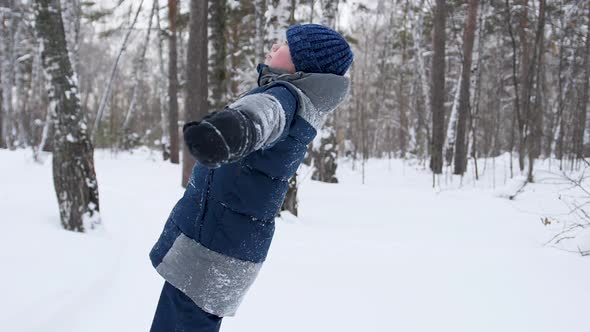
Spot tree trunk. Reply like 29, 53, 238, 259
0, 48, 3, 149
60, 0, 81, 77
14, 23, 30, 147
574, 4, 590, 160
410, 7, 431, 159
468, 0, 486, 180
92, 0, 145, 143
552, 12, 569, 162
1, 6, 17, 149
34, 0, 100, 232
516, 0, 531, 174
209, 0, 227, 110
254, 0, 266, 63
453, 0, 478, 175
398, 2, 409, 158
430, 0, 446, 174
310, 0, 341, 184
266, 0, 290, 46
280, 174, 298, 216
505, 0, 521, 177
280, 0, 300, 216
120, 0, 156, 149
321, 0, 338, 28
168, 0, 180, 164
155, 0, 170, 160
0, 70, 6, 149
311, 125, 339, 183
526, 0, 546, 182
183, 0, 208, 187
444, 75, 461, 166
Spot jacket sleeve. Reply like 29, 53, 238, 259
183, 85, 298, 168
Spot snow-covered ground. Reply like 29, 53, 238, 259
1, 149, 589, 332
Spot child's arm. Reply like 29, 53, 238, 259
183, 85, 297, 168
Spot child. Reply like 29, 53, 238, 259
149, 23, 353, 332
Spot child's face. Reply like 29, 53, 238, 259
265, 41, 296, 74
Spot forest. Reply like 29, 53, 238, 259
2, 0, 590, 231
2, 1, 590, 331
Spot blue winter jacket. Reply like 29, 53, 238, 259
149, 63, 350, 317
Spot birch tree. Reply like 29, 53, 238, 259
92, 0, 145, 142
120, 0, 156, 149
266, 0, 291, 46
311, 0, 340, 183
1, 2, 17, 149
254, 0, 266, 63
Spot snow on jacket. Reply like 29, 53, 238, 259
149, 63, 350, 317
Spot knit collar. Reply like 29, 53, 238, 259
256, 63, 304, 86
255, 63, 350, 114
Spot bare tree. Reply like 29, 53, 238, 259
398, 0, 410, 158
453, 0, 479, 175
430, 0, 447, 176
266, 0, 291, 46
209, 0, 227, 110
182, 0, 208, 187
168, 0, 180, 164
155, 0, 170, 160
34, 0, 100, 232
410, 4, 431, 160
120, 0, 157, 149
311, 0, 340, 184
60, 0, 81, 76
526, 0, 546, 182
92, 0, 145, 142
254, 0, 266, 63
0, 61, 3, 149
1, 2, 17, 149
573, 3, 590, 160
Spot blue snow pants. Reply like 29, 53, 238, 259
150, 281, 222, 332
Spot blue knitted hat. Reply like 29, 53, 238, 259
286, 24, 353, 76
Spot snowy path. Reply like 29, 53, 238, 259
1, 150, 588, 332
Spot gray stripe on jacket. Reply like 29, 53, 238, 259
155, 233, 263, 317
229, 93, 286, 150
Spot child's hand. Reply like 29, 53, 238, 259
183, 107, 257, 168
183, 116, 229, 168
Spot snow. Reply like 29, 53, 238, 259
494, 174, 527, 198
1, 149, 589, 331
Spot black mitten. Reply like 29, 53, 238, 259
183, 121, 229, 168
183, 108, 257, 168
